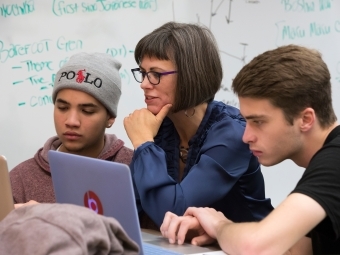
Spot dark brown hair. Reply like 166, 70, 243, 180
134, 21, 223, 112
232, 44, 336, 127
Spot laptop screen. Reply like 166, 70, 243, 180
48, 150, 225, 255
0, 155, 15, 221
48, 150, 144, 249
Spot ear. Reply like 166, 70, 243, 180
299, 107, 315, 132
107, 117, 115, 128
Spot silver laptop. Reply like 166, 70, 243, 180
48, 150, 225, 255
0, 155, 15, 221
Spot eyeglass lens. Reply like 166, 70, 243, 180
134, 70, 160, 85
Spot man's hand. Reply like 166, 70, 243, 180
160, 211, 216, 246
183, 207, 232, 246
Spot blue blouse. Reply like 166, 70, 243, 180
131, 101, 273, 227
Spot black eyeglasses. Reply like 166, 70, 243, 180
131, 68, 177, 85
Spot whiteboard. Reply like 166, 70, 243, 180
1, 0, 339, 207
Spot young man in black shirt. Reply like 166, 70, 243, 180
160, 44, 340, 254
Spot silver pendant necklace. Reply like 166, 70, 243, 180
179, 146, 189, 163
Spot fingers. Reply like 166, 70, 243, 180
191, 234, 216, 246
123, 109, 154, 146
161, 211, 203, 245
160, 211, 176, 234
156, 104, 172, 121
125, 105, 171, 127
161, 211, 179, 243
184, 206, 217, 217
184, 206, 202, 217
175, 217, 197, 245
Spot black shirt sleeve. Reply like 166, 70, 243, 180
292, 142, 340, 240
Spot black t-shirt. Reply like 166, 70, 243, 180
292, 126, 340, 254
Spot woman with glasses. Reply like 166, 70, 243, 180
124, 21, 273, 230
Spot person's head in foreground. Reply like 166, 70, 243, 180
52, 52, 122, 158
160, 44, 340, 255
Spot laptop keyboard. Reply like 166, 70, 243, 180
143, 243, 182, 255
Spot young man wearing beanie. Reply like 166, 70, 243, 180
10, 52, 133, 204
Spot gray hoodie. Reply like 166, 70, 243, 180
0, 203, 139, 255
